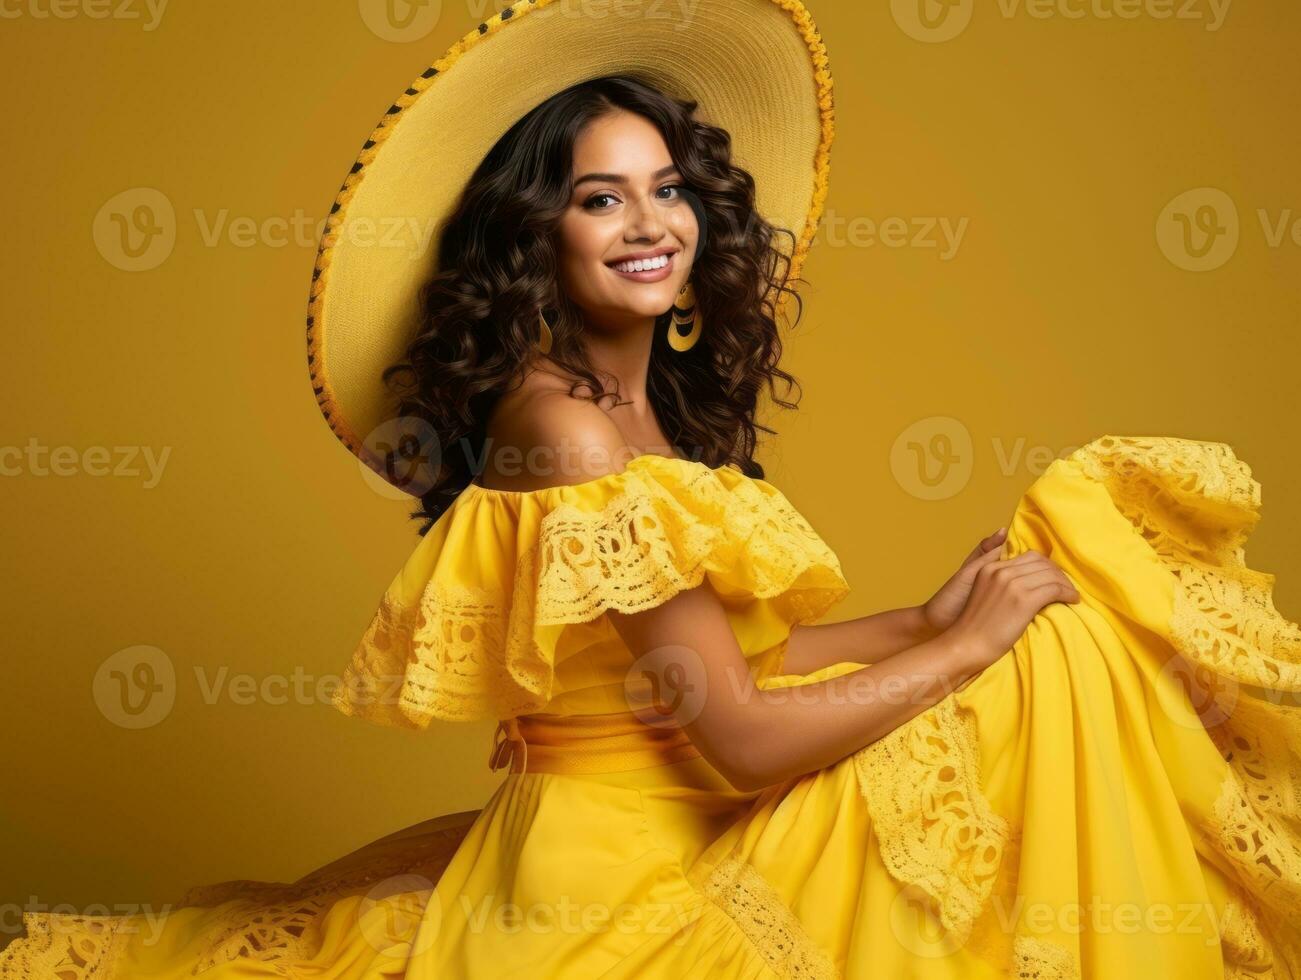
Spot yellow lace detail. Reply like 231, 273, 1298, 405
851, 695, 1011, 949
0, 816, 475, 978
332, 460, 850, 727
1070, 434, 1301, 976
1011, 934, 1079, 979
1219, 893, 1279, 979
0, 913, 134, 980
699, 855, 840, 979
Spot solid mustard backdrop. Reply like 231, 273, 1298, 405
1, 0, 1298, 922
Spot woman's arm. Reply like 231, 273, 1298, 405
782, 607, 943, 676
492, 413, 1060, 792
608, 582, 986, 792
779, 525, 1011, 677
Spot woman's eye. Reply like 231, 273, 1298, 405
584, 184, 684, 211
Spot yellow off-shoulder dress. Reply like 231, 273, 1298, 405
5, 435, 1300, 979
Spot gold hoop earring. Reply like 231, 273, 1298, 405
667, 279, 702, 352
536, 308, 554, 354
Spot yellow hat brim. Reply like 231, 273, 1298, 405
308, 0, 834, 484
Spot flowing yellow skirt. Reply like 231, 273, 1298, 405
4, 436, 1299, 978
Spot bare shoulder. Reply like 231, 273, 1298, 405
479, 367, 633, 491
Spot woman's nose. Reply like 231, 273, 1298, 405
625, 189, 667, 241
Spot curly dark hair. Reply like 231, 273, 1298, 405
384, 73, 808, 535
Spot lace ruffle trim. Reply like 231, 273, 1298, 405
0, 818, 473, 978
1011, 935, 1080, 980
699, 854, 840, 979
0, 913, 134, 980
840, 434, 1301, 975
851, 694, 1010, 949
333, 461, 850, 728
1071, 434, 1301, 977
696, 848, 1083, 980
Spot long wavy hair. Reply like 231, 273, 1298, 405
384, 73, 808, 535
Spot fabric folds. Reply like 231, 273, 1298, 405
4, 435, 1300, 979
330, 453, 852, 728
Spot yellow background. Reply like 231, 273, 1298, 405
2, 0, 1298, 919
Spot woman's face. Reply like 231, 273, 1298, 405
555, 108, 698, 331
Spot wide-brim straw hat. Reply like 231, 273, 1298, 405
307, 0, 834, 490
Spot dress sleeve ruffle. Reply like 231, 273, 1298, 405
331, 455, 851, 729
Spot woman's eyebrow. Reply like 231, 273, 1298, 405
573, 164, 680, 188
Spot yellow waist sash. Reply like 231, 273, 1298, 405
488, 709, 702, 775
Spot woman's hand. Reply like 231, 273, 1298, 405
944, 549, 1082, 671
920, 527, 1009, 634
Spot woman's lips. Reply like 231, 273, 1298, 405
607, 251, 676, 283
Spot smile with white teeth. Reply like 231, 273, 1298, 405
611, 253, 671, 273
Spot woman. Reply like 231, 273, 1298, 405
4, 1, 1298, 977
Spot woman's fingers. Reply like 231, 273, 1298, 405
1008, 566, 1073, 592
985, 551, 1080, 599
1027, 579, 1082, 603
1004, 564, 1081, 605
971, 545, 1006, 569
965, 527, 1009, 564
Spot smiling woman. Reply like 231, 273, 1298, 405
5, 0, 1300, 978
374, 72, 805, 530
